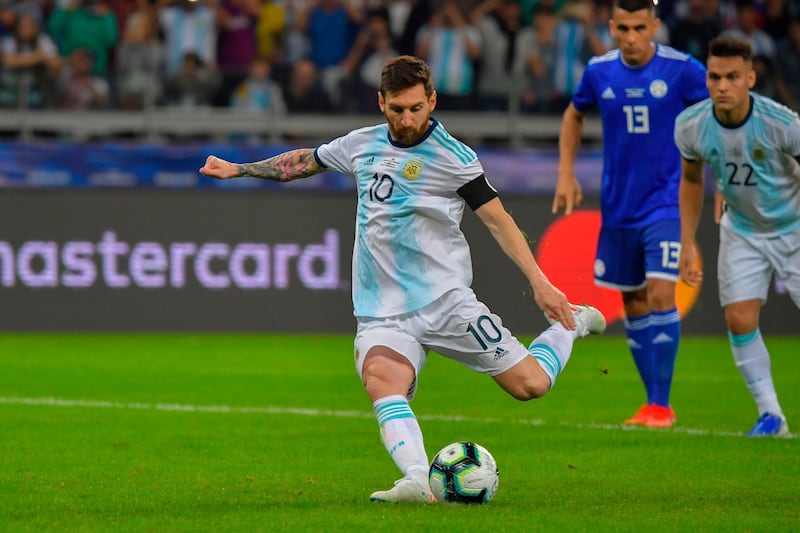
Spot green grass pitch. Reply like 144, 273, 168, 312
1, 334, 798, 532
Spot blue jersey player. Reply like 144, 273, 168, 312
553, 0, 707, 427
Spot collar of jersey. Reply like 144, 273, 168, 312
713, 95, 754, 130
387, 117, 439, 148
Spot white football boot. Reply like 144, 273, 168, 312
369, 476, 436, 503
546, 303, 607, 337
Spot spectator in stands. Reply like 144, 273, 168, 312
415, 0, 482, 111
0, 11, 61, 108
47, 0, 119, 76
56, 45, 111, 108
775, 15, 800, 109
255, 0, 286, 64
668, 0, 722, 62
761, 0, 792, 43
282, 57, 332, 112
590, 0, 616, 52
161, 50, 220, 107
469, 0, 537, 112
115, 8, 162, 109
341, 8, 397, 112
722, 0, 777, 58
214, 0, 261, 107
293, 0, 363, 110
395, 0, 431, 56
0, 2, 18, 40
156, 0, 218, 75
107, 0, 149, 36
550, 0, 593, 111
522, 5, 559, 113
231, 55, 286, 113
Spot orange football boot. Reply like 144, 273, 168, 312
624, 404, 653, 425
644, 404, 676, 428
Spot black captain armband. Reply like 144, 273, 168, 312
457, 174, 498, 211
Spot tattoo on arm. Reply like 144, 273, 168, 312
236, 149, 324, 182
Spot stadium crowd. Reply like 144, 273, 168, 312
1, 0, 799, 113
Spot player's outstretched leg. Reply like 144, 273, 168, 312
533, 304, 606, 389
543, 303, 607, 336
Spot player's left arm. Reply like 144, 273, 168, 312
471, 191, 576, 330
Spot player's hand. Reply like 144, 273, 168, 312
551, 174, 583, 215
678, 240, 702, 287
533, 281, 576, 330
199, 155, 238, 179
714, 190, 724, 224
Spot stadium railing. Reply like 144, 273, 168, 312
0, 109, 603, 146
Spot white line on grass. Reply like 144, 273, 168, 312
0, 396, 794, 440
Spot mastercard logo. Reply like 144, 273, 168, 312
535, 210, 701, 325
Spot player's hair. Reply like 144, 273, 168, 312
380, 55, 434, 98
708, 36, 752, 62
613, 0, 656, 13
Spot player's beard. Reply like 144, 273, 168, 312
387, 115, 430, 145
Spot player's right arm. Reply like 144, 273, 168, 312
678, 157, 705, 286
199, 149, 325, 182
552, 103, 585, 215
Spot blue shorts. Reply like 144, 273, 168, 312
594, 219, 681, 291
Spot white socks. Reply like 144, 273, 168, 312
373, 395, 429, 479
729, 329, 784, 417
529, 323, 575, 389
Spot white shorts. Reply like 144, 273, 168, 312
353, 287, 530, 399
718, 221, 800, 308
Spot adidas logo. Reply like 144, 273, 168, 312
493, 346, 508, 361
653, 332, 674, 344
601, 87, 616, 99
627, 338, 642, 349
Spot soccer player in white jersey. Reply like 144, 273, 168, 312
553, 0, 708, 428
675, 36, 800, 437
200, 55, 606, 502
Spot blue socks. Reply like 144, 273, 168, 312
625, 309, 681, 407
650, 309, 681, 407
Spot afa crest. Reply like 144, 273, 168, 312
403, 158, 424, 180
752, 147, 766, 162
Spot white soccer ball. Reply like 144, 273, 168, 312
428, 441, 499, 504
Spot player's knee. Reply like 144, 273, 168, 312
507, 376, 550, 401
361, 352, 415, 399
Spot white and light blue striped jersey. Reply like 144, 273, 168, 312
573, 45, 708, 227
674, 93, 800, 237
314, 118, 485, 318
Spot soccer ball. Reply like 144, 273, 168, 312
428, 441, 499, 504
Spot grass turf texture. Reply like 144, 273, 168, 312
1, 334, 798, 532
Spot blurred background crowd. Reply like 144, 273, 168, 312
1, 0, 799, 115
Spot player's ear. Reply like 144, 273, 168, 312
746, 66, 756, 89
429, 90, 437, 112
378, 91, 385, 113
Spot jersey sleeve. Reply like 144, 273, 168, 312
783, 112, 800, 159
673, 110, 700, 161
314, 133, 356, 175
571, 64, 596, 112
682, 57, 708, 106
